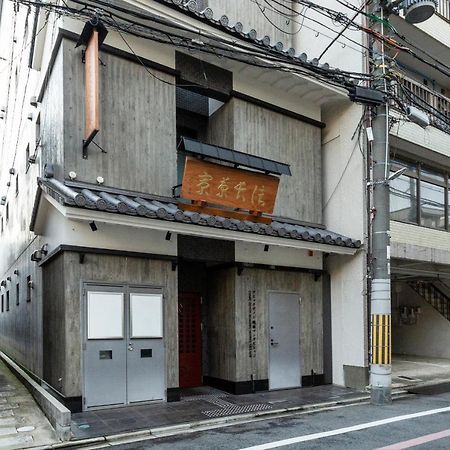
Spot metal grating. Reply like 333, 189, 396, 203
202, 403, 273, 418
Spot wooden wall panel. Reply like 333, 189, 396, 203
62, 39, 177, 195
206, 268, 236, 381
61, 252, 177, 398
42, 253, 65, 392
232, 98, 322, 224
0, 240, 45, 378
234, 268, 323, 382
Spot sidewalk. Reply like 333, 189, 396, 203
0, 359, 57, 449
71, 385, 371, 441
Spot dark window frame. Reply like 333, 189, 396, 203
390, 155, 450, 231
16, 283, 19, 306
6, 291, 9, 312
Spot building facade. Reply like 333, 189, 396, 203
0, 0, 380, 413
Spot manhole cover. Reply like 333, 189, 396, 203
17, 426, 35, 432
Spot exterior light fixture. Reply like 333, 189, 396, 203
68, 171, 77, 180
165, 231, 172, 241
264, 244, 269, 252
403, 0, 437, 23
96, 176, 104, 185
89, 221, 98, 232
31, 250, 43, 262
13, 269, 19, 276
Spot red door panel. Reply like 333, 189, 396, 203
178, 293, 202, 388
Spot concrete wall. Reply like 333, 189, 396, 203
0, 240, 44, 377
42, 252, 178, 398
62, 38, 177, 195
327, 253, 368, 387
234, 268, 323, 382
392, 283, 450, 359
206, 267, 323, 384
206, 268, 236, 382
321, 102, 368, 387
208, 98, 322, 224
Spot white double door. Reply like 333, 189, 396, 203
83, 285, 165, 409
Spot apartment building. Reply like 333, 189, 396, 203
386, 3, 450, 362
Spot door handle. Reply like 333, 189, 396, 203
128, 344, 134, 351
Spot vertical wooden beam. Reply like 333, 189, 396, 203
83, 30, 100, 158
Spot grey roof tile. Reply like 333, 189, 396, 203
156, 0, 350, 82
39, 178, 361, 249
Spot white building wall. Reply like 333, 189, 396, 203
322, 101, 368, 386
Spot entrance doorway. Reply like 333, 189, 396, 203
268, 292, 301, 389
178, 293, 202, 388
83, 285, 165, 410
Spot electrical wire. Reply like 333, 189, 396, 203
16, 0, 373, 85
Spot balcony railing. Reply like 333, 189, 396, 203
393, 76, 450, 134
437, 0, 450, 21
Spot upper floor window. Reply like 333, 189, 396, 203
5, 203, 9, 222
6, 291, 9, 312
16, 283, 19, 306
390, 157, 448, 230
15, 174, 19, 196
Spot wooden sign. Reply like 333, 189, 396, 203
180, 157, 279, 216
83, 29, 100, 157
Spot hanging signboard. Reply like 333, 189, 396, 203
180, 157, 280, 217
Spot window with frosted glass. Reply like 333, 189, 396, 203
390, 174, 417, 223
420, 181, 445, 229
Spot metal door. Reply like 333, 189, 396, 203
84, 286, 165, 409
84, 288, 127, 409
127, 291, 165, 402
268, 292, 301, 390
178, 293, 202, 388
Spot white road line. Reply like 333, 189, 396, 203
239, 406, 450, 450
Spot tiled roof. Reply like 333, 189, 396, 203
156, 0, 347, 81
39, 178, 361, 249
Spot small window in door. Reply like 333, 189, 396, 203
130, 293, 163, 338
87, 292, 124, 339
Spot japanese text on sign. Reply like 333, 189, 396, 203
248, 290, 257, 358
181, 157, 279, 214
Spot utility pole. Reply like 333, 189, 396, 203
369, 0, 392, 405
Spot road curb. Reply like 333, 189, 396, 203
35, 389, 411, 449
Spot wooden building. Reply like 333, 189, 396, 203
0, 0, 366, 412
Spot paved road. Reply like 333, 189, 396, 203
108, 392, 450, 449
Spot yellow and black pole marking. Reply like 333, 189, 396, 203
371, 314, 391, 365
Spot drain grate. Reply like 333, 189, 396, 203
203, 403, 273, 418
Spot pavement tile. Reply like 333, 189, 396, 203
70, 385, 365, 440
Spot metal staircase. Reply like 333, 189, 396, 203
408, 281, 450, 321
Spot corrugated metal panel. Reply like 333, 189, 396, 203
180, 137, 292, 176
